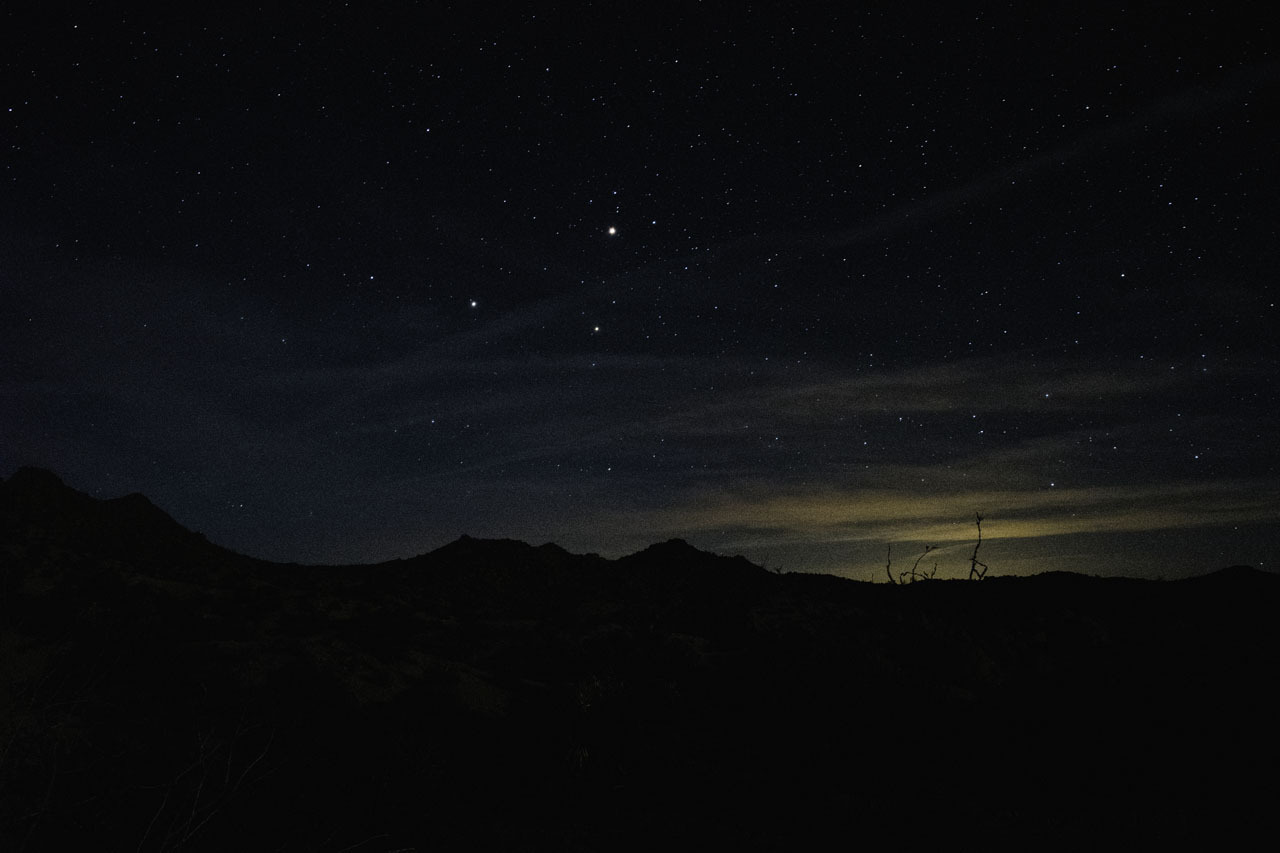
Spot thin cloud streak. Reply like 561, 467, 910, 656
812, 63, 1278, 250
591, 479, 1279, 550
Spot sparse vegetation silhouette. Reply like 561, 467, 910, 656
968, 513, 989, 580
885, 514, 988, 582
885, 544, 938, 584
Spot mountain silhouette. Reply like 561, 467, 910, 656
1, 466, 243, 571
2, 467, 1278, 849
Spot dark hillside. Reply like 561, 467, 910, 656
2, 469, 1277, 849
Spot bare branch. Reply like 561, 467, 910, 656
968, 513, 989, 580
907, 545, 937, 583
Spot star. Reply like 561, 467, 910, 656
607, 226, 617, 236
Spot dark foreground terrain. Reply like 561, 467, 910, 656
2, 467, 1277, 849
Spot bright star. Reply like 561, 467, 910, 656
607, 226, 617, 235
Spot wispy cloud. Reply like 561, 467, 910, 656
807, 62, 1279, 250
628, 479, 1275, 543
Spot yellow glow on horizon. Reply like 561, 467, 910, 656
597, 480, 1279, 550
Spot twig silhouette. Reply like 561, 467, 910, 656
136, 720, 278, 852
968, 513, 989, 580
886, 544, 938, 584
906, 545, 938, 583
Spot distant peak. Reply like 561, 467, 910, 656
1198, 564, 1271, 581
630, 538, 700, 558
446, 534, 524, 547
5, 466, 69, 491
0, 466, 235, 566
1, 466, 89, 510
535, 541, 571, 557
430, 534, 540, 558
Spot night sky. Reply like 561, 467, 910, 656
4, 4, 1276, 578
